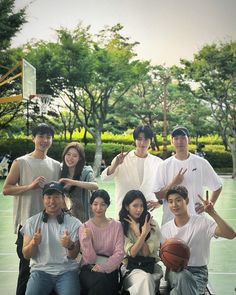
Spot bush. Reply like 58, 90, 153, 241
0, 138, 232, 170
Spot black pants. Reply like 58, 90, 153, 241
15, 226, 30, 295
80, 265, 119, 295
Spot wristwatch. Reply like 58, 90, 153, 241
67, 242, 75, 251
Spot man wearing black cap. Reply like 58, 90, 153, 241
21, 181, 81, 295
154, 126, 222, 224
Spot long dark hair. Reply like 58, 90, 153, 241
61, 142, 86, 192
119, 190, 151, 240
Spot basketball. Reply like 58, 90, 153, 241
160, 238, 190, 272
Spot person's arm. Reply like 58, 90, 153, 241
126, 215, 151, 257
199, 195, 235, 239
79, 223, 97, 263
211, 210, 235, 239
3, 160, 45, 196
94, 222, 125, 273
60, 229, 80, 259
102, 151, 130, 176
210, 187, 222, 205
59, 178, 98, 190
22, 228, 42, 260
155, 168, 187, 200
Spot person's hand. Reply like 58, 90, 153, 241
83, 223, 92, 239
31, 228, 42, 246
124, 215, 141, 237
91, 264, 101, 272
61, 229, 73, 249
198, 191, 215, 215
59, 178, 75, 189
171, 168, 187, 186
114, 150, 129, 167
147, 200, 162, 211
141, 214, 152, 237
195, 202, 204, 214
30, 176, 46, 189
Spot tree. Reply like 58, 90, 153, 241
0, 0, 27, 134
25, 24, 148, 176
181, 41, 236, 177
0, 0, 26, 51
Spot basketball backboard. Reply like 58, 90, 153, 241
0, 59, 36, 103
22, 59, 36, 99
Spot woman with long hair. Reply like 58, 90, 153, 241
79, 189, 124, 295
59, 142, 98, 222
119, 190, 163, 295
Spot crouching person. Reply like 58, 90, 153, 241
79, 190, 124, 295
119, 190, 163, 295
21, 181, 81, 295
161, 186, 236, 295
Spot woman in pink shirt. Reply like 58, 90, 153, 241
79, 189, 124, 295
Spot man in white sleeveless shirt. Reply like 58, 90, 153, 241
3, 123, 61, 295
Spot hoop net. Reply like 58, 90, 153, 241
30, 94, 51, 115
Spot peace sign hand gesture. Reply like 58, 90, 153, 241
172, 168, 187, 186
141, 215, 152, 238
198, 191, 215, 216
124, 215, 140, 237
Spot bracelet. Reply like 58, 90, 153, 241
67, 242, 75, 251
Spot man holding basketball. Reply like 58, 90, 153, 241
161, 185, 235, 295
154, 126, 222, 225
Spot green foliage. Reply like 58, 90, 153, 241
0, 137, 232, 170
0, 0, 26, 51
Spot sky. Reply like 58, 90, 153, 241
12, 0, 236, 66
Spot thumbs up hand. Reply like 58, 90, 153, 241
61, 229, 73, 249
31, 228, 42, 246
83, 223, 92, 239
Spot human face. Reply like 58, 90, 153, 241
91, 197, 108, 217
126, 198, 144, 221
33, 133, 53, 153
172, 135, 189, 153
43, 192, 64, 216
167, 193, 188, 216
135, 132, 151, 155
64, 148, 80, 168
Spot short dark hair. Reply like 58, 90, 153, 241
133, 125, 153, 140
166, 185, 188, 200
90, 189, 110, 206
32, 123, 54, 137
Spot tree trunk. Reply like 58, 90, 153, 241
92, 131, 102, 178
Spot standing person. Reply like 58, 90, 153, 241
59, 142, 98, 222
154, 126, 222, 224
2, 123, 61, 295
119, 190, 163, 295
161, 186, 235, 295
22, 181, 81, 295
79, 189, 124, 295
101, 125, 163, 217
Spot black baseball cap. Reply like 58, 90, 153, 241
171, 126, 189, 137
43, 181, 64, 195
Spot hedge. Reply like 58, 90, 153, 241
0, 139, 232, 169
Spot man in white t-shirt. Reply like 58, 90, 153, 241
101, 125, 163, 217
154, 126, 222, 225
161, 186, 235, 295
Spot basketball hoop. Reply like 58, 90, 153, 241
29, 94, 51, 115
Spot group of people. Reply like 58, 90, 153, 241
2, 123, 235, 295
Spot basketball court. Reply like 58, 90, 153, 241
0, 176, 235, 294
